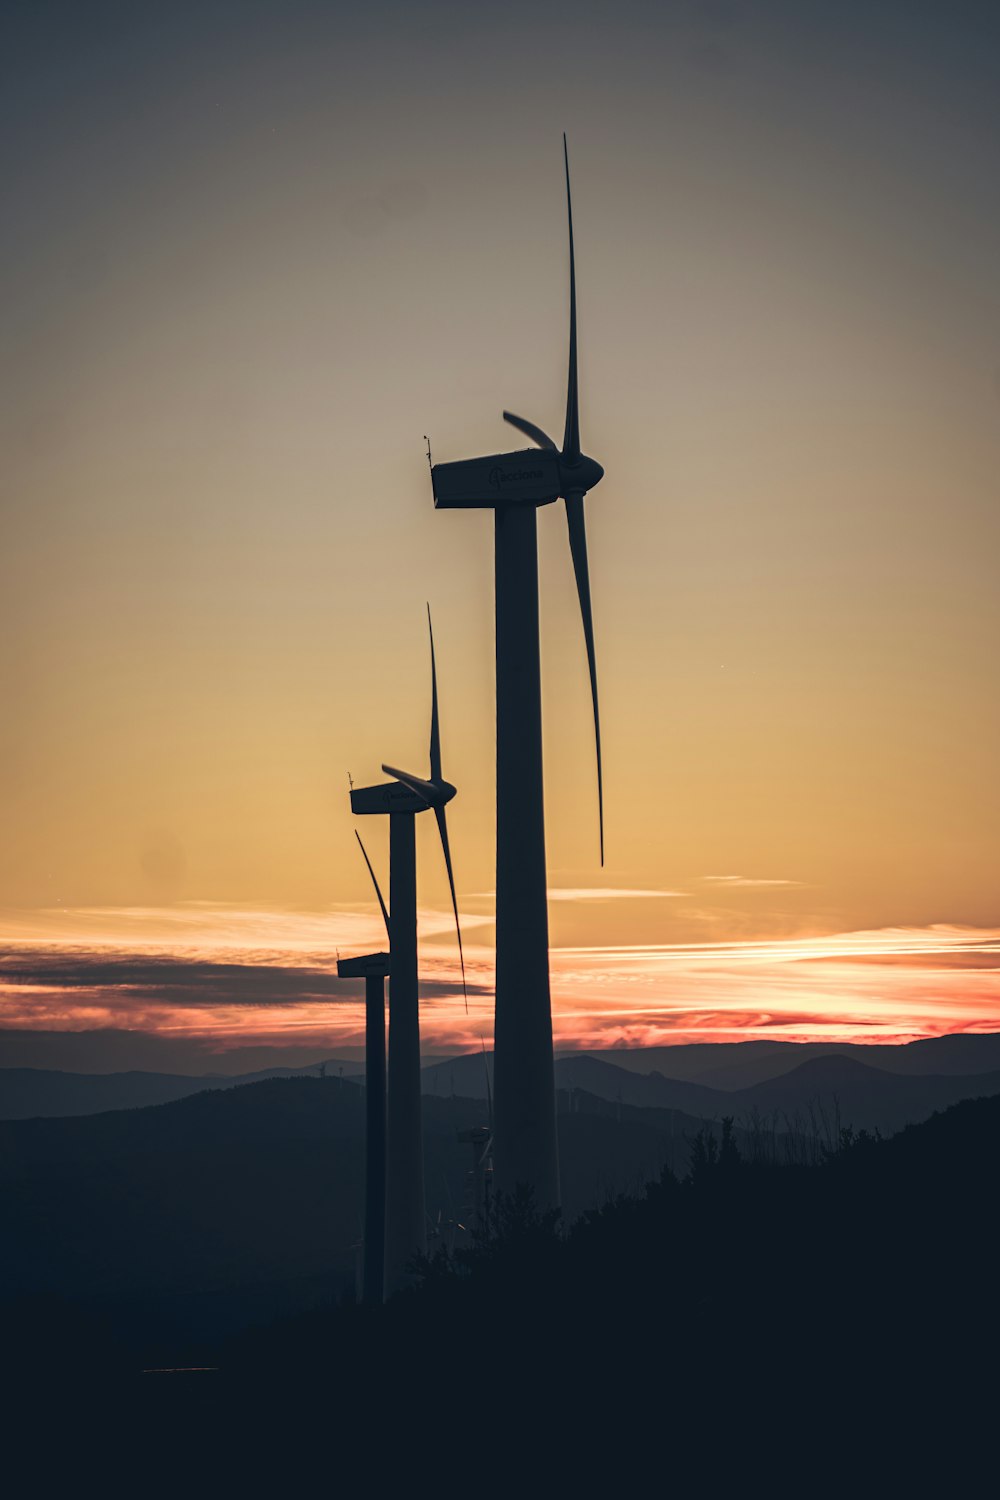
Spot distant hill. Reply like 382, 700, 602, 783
0, 1075, 711, 1364
5, 1069, 1000, 1412
422, 1050, 717, 1112
719, 1054, 1000, 1134
574, 1031, 1000, 1088
566, 1040, 798, 1082
7, 1031, 1000, 1130
0, 1027, 371, 1076
558, 1054, 720, 1114
427, 1046, 1000, 1134
0, 1067, 225, 1119
0, 1061, 365, 1120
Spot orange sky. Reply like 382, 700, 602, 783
2, 4, 999, 1064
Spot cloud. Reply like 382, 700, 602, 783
2, 908, 998, 1061
0, 900, 490, 950
547, 888, 689, 902
465, 888, 689, 903
543, 925, 1000, 1049
0, 948, 488, 1010
700, 875, 805, 888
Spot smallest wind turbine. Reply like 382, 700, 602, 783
337, 832, 391, 1307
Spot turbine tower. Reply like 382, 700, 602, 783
429, 137, 604, 1210
337, 834, 391, 1306
350, 609, 465, 1294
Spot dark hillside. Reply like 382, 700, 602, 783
5, 1072, 998, 1445
0, 1060, 366, 1120
579, 1030, 1000, 1088
0, 1077, 709, 1362
219, 1092, 1000, 1444
721, 1054, 1000, 1133
5, 1089, 998, 1480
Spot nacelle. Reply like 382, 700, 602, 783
338, 951, 391, 979
351, 780, 427, 816
433, 448, 561, 509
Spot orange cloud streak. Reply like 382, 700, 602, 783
1, 906, 997, 1059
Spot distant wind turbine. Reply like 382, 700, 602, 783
429, 136, 605, 1209
336, 832, 390, 1306
350, 608, 465, 1295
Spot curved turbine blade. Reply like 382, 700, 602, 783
562, 133, 580, 463
434, 803, 467, 1014
565, 491, 604, 865
427, 605, 441, 782
355, 830, 390, 941
381, 763, 434, 804
503, 411, 557, 451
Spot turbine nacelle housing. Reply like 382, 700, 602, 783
381, 764, 456, 809
432, 445, 603, 511
351, 780, 428, 816
350, 609, 467, 1007
338, 951, 391, 979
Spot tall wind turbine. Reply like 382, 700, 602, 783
350, 609, 465, 1294
337, 833, 390, 1306
429, 136, 605, 1210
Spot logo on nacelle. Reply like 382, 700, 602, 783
489, 465, 543, 489
388, 785, 419, 804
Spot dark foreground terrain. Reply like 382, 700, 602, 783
0, 1074, 712, 1362
5, 1078, 997, 1484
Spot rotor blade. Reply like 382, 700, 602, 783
562, 133, 580, 463
565, 491, 604, 865
434, 803, 467, 1013
503, 411, 557, 451
427, 604, 441, 782
354, 831, 390, 941
381, 763, 434, 804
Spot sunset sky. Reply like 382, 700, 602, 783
2, 1, 998, 1068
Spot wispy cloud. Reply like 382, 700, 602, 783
466, 888, 689, 903
0, 901, 490, 951
0, 948, 487, 1010
544, 925, 1000, 1050
1, 906, 998, 1059
0, 903, 487, 1050
700, 875, 805, 888
547, 887, 689, 902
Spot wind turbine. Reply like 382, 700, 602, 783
429, 136, 605, 1210
336, 833, 391, 1307
350, 608, 465, 1295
